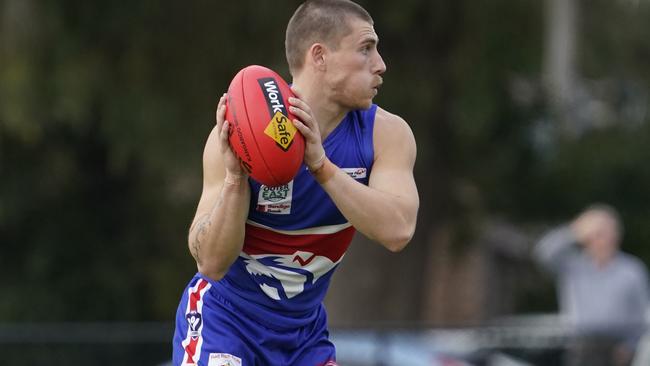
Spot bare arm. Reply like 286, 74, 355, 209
292, 99, 418, 252
321, 108, 418, 251
188, 94, 250, 280
533, 225, 578, 274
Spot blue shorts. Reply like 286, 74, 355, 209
172, 275, 338, 366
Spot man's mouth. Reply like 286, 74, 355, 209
373, 78, 383, 92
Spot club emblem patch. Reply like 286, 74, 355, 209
256, 181, 293, 214
185, 311, 202, 340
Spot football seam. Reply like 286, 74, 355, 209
242, 67, 280, 186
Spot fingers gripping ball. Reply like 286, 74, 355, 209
225, 65, 305, 186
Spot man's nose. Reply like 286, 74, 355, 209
374, 53, 386, 75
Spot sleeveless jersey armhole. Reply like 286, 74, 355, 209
360, 104, 378, 174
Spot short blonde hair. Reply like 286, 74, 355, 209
585, 203, 624, 239
285, 0, 373, 76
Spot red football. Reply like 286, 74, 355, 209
225, 65, 305, 186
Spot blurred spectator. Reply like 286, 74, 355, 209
534, 204, 649, 366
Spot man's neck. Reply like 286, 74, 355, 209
590, 251, 617, 269
292, 77, 349, 140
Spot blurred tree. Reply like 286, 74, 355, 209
0, 0, 301, 321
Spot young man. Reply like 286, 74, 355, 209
173, 1, 419, 365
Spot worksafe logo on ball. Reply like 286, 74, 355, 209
256, 181, 293, 215
264, 111, 298, 151
258, 77, 297, 151
208, 353, 242, 366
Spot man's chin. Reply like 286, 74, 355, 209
341, 96, 373, 110
356, 98, 373, 110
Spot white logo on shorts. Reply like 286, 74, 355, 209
208, 353, 242, 366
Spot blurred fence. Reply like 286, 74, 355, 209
332, 315, 572, 366
1, 315, 648, 366
0, 322, 174, 366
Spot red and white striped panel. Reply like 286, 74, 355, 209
181, 278, 211, 366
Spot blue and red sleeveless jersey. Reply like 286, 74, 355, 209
211, 104, 377, 330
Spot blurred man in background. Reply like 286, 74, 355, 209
534, 204, 649, 366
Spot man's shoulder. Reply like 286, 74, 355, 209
373, 106, 414, 142
370, 106, 416, 163
616, 252, 649, 277
616, 252, 648, 286
374, 106, 408, 127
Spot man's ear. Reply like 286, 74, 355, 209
308, 43, 327, 71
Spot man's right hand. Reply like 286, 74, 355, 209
215, 93, 246, 182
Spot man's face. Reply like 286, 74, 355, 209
323, 17, 386, 110
582, 211, 620, 262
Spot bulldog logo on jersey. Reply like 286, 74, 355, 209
242, 250, 343, 300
